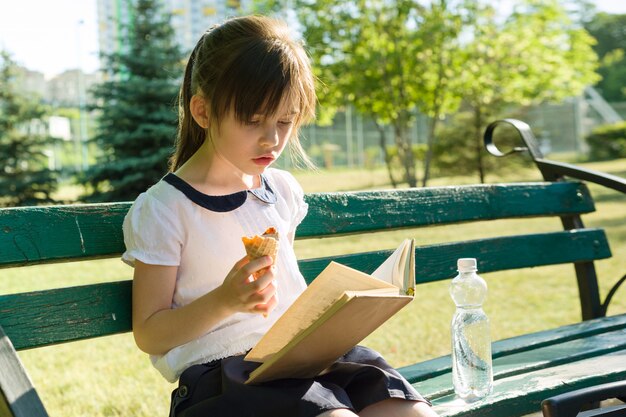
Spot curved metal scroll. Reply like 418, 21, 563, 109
484, 119, 626, 193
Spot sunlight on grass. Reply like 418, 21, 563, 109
4, 158, 625, 417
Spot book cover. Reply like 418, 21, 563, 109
244, 239, 415, 384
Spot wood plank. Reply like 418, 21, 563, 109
0, 282, 132, 350
0, 182, 594, 267
299, 182, 595, 238
0, 326, 48, 417
0, 203, 129, 268
399, 313, 626, 383
429, 349, 626, 417
299, 229, 611, 284
0, 230, 610, 349
413, 327, 626, 400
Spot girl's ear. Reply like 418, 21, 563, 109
190, 94, 210, 129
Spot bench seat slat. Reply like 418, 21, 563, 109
429, 349, 626, 417
0, 182, 594, 268
412, 325, 626, 400
300, 229, 611, 284
398, 313, 626, 382
299, 182, 594, 238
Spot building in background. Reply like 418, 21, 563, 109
47, 69, 101, 107
15, 66, 46, 98
96, 0, 251, 59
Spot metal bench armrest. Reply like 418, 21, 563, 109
484, 118, 626, 194
541, 380, 626, 417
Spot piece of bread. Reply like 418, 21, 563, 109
242, 227, 279, 266
242, 228, 280, 316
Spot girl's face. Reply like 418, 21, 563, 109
211, 98, 298, 176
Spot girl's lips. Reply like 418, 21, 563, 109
252, 156, 275, 166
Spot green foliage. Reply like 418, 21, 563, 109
585, 13, 626, 101
260, 0, 599, 186
585, 121, 626, 161
433, 112, 532, 180
263, 0, 469, 187
584, 12, 626, 58
0, 51, 58, 207
83, 0, 184, 202
454, 0, 599, 182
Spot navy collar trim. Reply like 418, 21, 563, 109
163, 173, 277, 212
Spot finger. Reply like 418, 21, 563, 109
240, 256, 273, 279
232, 255, 251, 269
252, 293, 278, 315
246, 266, 276, 294
248, 278, 277, 305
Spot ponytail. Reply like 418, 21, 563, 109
169, 40, 208, 172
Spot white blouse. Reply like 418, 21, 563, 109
122, 168, 309, 382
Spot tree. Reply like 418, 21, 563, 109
83, 0, 185, 202
585, 12, 626, 101
0, 51, 58, 207
264, 0, 465, 187
456, 0, 599, 182
416, 0, 466, 186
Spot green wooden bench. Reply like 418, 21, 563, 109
1, 119, 625, 417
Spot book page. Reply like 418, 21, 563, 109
246, 261, 397, 362
404, 239, 415, 295
371, 239, 413, 292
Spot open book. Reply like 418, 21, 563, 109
244, 239, 415, 384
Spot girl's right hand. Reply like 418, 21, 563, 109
220, 255, 278, 316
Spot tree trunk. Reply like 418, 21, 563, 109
473, 107, 485, 183
422, 115, 439, 187
394, 122, 417, 187
374, 121, 398, 188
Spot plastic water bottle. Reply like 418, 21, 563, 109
450, 258, 493, 401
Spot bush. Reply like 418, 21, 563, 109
433, 112, 531, 180
585, 122, 626, 161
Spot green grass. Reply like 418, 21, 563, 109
3, 159, 626, 416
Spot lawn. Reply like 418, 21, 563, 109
3, 158, 625, 416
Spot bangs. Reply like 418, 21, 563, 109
212, 37, 316, 124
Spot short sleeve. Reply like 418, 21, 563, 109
269, 169, 308, 237
122, 193, 184, 267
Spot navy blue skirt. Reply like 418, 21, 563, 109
170, 345, 428, 417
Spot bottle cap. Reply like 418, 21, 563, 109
457, 258, 477, 272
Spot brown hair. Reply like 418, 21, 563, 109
170, 15, 317, 171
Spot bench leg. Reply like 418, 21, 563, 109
0, 325, 49, 417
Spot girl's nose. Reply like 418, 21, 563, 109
260, 125, 279, 147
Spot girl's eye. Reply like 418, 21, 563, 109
245, 120, 261, 126
279, 120, 293, 126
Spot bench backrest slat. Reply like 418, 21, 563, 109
300, 229, 610, 284
1, 229, 610, 350
0, 282, 132, 351
0, 182, 594, 268
0, 204, 128, 267
299, 182, 594, 238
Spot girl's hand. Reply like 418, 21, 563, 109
220, 255, 278, 316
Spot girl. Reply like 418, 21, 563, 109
123, 15, 438, 417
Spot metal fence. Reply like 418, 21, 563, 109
290, 98, 626, 169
